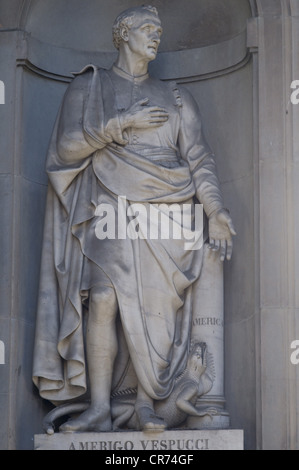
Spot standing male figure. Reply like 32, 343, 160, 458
33, 5, 235, 432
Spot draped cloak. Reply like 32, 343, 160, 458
32, 65, 224, 404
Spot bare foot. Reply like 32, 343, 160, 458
59, 405, 112, 433
136, 404, 166, 432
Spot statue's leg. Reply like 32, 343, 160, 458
60, 284, 118, 432
135, 383, 166, 431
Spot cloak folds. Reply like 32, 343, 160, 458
32, 65, 222, 403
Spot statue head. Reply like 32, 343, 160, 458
112, 5, 161, 51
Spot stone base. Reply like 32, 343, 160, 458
186, 395, 230, 430
34, 429, 244, 451
187, 411, 230, 430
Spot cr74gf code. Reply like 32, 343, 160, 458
148, 455, 194, 465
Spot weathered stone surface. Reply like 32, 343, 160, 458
34, 429, 244, 451
4, 0, 299, 451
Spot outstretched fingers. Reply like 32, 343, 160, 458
226, 238, 233, 261
227, 219, 237, 237
209, 237, 233, 261
220, 239, 227, 262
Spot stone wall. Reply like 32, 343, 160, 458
0, 0, 298, 450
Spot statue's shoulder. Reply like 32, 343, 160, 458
72, 63, 101, 76
70, 64, 107, 86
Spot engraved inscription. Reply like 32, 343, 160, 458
68, 438, 209, 451
192, 317, 223, 327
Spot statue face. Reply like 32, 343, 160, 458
125, 13, 162, 61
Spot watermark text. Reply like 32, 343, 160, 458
94, 196, 204, 251
0, 341, 4, 364
291, 80, 299, 105
290, 340, 299, 364
0, 81, 4, 104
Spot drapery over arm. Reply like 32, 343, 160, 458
56, 66, 124, 166
46, 67, 125, 204
178, 86, 224, 218
33, 66, 123, 402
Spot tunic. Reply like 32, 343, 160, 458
32, 64, 223, 403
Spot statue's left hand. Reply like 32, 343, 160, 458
208, 209, 236, 261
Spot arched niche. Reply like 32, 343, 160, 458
18, 0, 252, 80
13, 0, 257, 449
22, 0, 251, 51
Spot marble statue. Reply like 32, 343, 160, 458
42, 341, 217, 434
33, 5, 235, 433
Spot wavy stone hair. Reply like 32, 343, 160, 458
112, 5, 159, 50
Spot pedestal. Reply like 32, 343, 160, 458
189, 244, 229, 429
34, 429, 244, 451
